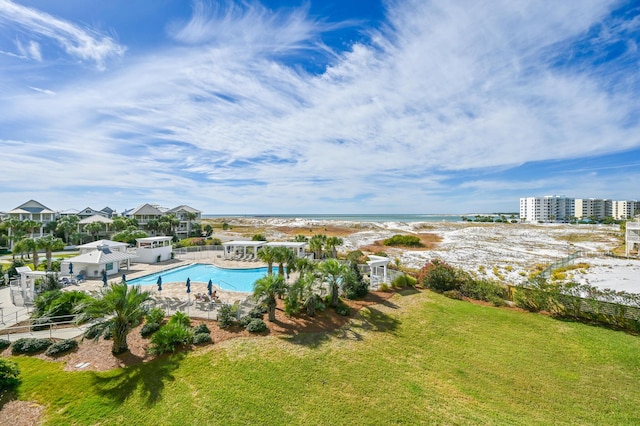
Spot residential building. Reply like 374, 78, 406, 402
166, 205, 202, 238
574, 199, 611, 220
612, 200, 640, 220
519, 196, 575, 222
4, 200, 57, 242
129, 203, 166, 236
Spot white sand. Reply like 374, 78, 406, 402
223, 218, 638, 293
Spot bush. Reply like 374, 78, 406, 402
145, 307, 165, 325
343, 262, 369, 299
418, 258, 469, 292
239, 315, 254, 327
443, 290, 463, 300
103, 327, 112, 340
335, 302, 351, 316
217, 304, 236, 329
148, 323, 194, 355
245, 318, 268, 333
34, 290, 91, 321
0, 359, 20, 391
141, 322, 161, 338
193, 323, 211, 334
168, 311, 191, 328
83, 323, 103, 340
45, 339, 78, 357
383, 234, 424, 247
11, 338, 53, 354
460, 279, 507, 303
0, 339, 10, 351
392, 273, 417, 289
247, 306, 265, 319
193, 332, 212, 345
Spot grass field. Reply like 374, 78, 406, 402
7, 289, 640, 425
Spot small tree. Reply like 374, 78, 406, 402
253, 274, 286, 321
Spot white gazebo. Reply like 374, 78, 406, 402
135, 236, 173, 263
13, 266, 50, 304
626, 219, 640, 257
222, 241, 266, 259
367, 255, 391, 287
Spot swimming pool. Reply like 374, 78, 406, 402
127, 263, 270, 293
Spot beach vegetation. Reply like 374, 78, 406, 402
33, 290, 91, 323
0, 359, 20, 392
148, 322, 194, 355
217, 304, 236, 329
11, 338, 52, 355
245, 318, 268, 333
342, 261, 369, 298
319, 258, 349, 308
324, 236, 343, 258
251, 233, 267, 241
257, 246, 277, 275
44, 339, 78, 357
309, 234, 326, 260
383, 234, 424, 247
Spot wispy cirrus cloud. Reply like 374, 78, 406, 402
0, 0, 639, 213
0, 0, 125, 69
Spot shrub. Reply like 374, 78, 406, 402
0, 339, 10, 351
335, 302, 351, 316
383, 234, 424, 247
103, 327, 112, 340
217, 304, 236, 329
245, 318, 268, 333
0, 359, 20, 391
141, 322, 161, 338
193, 332, 212, 345
11, 338, 53, 354
443, 290, 463, 300
34, 290, 91, 321
148, 323, 194, 355
45, 339, 78, 357
343, 262, 369, 299
379, 282, 390, 291
460, 279, 507, 303
193, 323, 211, 334
83, 323, 103, 340
247, 306, 265, 319
168, 311, 191, 328
391, 273, 417, 289
345, 250, 365, 264
239, 315, 254, 327
418, 258, 469, 292
145, 307, 165, 325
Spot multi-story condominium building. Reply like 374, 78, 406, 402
520, 196, 575, 222
166, 205, 202, 239
4, 200, 58, 240
612, 200, 639, 220
574, 199, 612, 220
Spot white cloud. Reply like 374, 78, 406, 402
1, 0, 638, 213
0, 0, 125, 69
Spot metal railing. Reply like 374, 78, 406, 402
0, 314, 82, 341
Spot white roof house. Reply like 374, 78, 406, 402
264, 241, 308, 258
77, 239, 128, 254
64, 244, 138, 279
222, 240, 266, 259
136, 236, 173, 263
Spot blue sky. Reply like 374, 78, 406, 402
0, 0, 639, 215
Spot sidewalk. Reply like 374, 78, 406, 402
0, 286, 32, 328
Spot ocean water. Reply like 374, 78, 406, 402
202, 214, 465, 222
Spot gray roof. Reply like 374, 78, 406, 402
167, 205, 201, 214
77, 239, 127, 249
130, 203, 164, 216
78, 215, 114, 224
69, 248, 138, 265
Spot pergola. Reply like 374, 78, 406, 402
264, 241, 308, 258
222, 241, 266, 259
626, 220, 640, 257
367, 255, 391, 286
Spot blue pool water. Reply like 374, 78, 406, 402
127, 264, 269, 293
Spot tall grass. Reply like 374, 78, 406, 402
9, 290, 640, 425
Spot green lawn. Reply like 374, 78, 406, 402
8, 290, 640, 425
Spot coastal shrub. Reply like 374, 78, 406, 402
103, 327, 112, 340
460, 279, 507, 305
245, 318, 268, 333
168, 311, 191, 328
192, 332, 212, 345
335, 301, 351, 317
0, 339, 10, 350
443, 290, 463, 300
247, 306, 266, 319
217, 305, 236, 329
252, 234, 267, 241
11, 338, 53, 354
391, 273, 416, 289
343, 262, 369, 299
418, 258, 468, 292
148, 323, 194, 355
141, 322, 161, 338
145, 307, 165, 325
45, 339, 78, 357
0, 359, 20, 391
383, 235, 424, 247
193, 323, 210, 334
34, 290, 91, 321
239, 315, 253, 327
379, 282, 390, 291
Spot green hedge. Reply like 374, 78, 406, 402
11, 338, 53, 354
45, 339, 78, 357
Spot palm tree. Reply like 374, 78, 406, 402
79, 281, 152, 354
299, 272, 322, 317
293, 234, 308, 242
253, 273, 286, 321
37, 235, 65, 270
273, 247, 295, 277
319, 258, 349, 308
309, 234, 326, 260
257, 246, 277, 275
187, 212, 197, 237
85, 222, 104, 241
324, 236, 343, 259
11, 238, 28, 261
22, 238, 39, 269
56, 215, 79, 243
